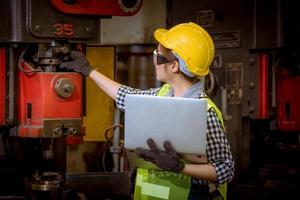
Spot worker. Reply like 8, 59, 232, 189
60, 22, 234, 200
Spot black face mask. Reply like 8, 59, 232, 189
153, 49, 170, 65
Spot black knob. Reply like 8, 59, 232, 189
121, 0, 138, 8
63, 0, 76, 4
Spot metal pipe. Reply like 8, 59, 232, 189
112, 108, 121, 172
271, 53, 276, 107
252, 0, 257, 48
7, 46, 16, 124
220, 86, 232, 121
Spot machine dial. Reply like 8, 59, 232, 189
54, 78, 74, 98
118, 0, 142, 13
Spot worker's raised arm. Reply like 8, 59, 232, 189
60, 50, 121, 100
88, 70, 121, 100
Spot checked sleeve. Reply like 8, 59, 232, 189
115, 85, 160, 111
206, 108, 235, 185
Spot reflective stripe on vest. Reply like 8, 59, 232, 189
134, 84, 227, 200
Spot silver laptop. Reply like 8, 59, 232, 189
124, 94, 208, 170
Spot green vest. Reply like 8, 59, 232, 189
134, 84, 227, 200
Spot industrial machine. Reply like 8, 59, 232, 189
168, 0, 300, 199
0, 0, 142, 199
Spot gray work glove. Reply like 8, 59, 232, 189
136, 138, 184, 173
59, 50, 93, 77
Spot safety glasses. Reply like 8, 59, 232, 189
153, 49, 170, 65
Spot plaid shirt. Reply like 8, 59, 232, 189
116, 85, 234, 185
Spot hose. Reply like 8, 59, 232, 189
96, 124, 123, 172
18, 45, 42, 74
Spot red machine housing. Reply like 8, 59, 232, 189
277, 71, 300, 131
51, 0, 143, 16
0, 48, 5, 125
17, 70, 83, 138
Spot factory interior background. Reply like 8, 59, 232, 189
0, 0, 299, 199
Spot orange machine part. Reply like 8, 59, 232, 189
18, 72, 83, 137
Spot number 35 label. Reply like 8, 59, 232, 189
53, 23, 74, 37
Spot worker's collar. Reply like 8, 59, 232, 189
166, 78, 205, 98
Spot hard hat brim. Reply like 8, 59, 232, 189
154, 29, 169, 48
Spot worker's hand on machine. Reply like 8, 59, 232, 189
60, 50, 94, 77
136, 138, 184, 173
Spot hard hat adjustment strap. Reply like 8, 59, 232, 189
173, 51, 194, 77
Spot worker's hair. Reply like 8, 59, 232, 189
158, 46, 175, 61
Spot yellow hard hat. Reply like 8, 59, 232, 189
154, 22, 215, 76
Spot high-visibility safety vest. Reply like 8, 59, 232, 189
134, 84, 227, 200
